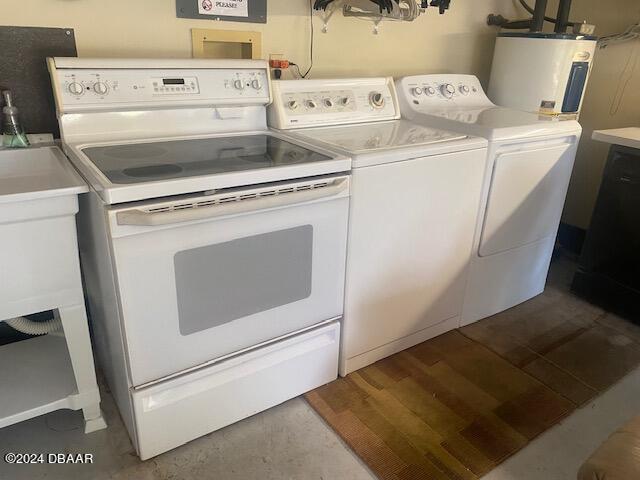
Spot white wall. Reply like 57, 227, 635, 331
2, 0, 519, 82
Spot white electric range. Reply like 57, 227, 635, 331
48, 58, 350, 459
268, 78, 489, 375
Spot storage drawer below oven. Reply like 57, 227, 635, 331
130, 321, 340, 460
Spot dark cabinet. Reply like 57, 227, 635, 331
572, 144, 640, 320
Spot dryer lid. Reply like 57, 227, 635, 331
404, 106, 581, 141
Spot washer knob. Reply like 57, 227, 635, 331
459, 85, 470, 95
251, 79, 262, 90
412, 87, 423, 97
323, 98, 333, 108
233, 79, 245, 90
93, 82, 108, 95
425, 86, 436, 96
288, 100, 299, 110
340, 97, 351, 106
68, 82, 84, 96
440, 83, 455, 98
306, 100, 317, 109
369, 92, 385, 108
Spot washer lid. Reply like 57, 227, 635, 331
289, 120, 467, 154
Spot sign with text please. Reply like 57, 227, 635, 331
198, 0, 249, 17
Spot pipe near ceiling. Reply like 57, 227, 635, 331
531, 0, 548, 32
555, 0, 572, 33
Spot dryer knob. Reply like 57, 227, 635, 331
412, 87, 423, 97
288, 100, 299, 110
306, 100, 317, 109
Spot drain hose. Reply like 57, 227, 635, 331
4, 316, 62, 335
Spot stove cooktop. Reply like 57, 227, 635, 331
82, 134, 333, 185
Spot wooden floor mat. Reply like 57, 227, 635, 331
306, 330, 574, 479
306, 281, 640, 480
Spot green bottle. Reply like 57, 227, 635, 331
2, 90, 30, 148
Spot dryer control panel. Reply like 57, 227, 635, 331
396, 75, 495, 110
268, 77, 400, 129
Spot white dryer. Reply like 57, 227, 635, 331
396, 74, 582, 325
269, 77, 488, 374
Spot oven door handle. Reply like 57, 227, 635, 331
116, 178, 348, 227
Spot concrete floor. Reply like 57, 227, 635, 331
1, 364, 639, 480
484, 365, 640, 480
2, 256, 639, 479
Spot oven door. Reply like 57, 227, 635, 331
108, 175, 349, 386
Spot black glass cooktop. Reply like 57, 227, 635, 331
82, 135, 332, 185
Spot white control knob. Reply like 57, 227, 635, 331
233, 79, 245, 90
93, 82, 108, 95
288, 100, 299, 110
306, 100, 317, 109
68, 82, 84, 96
323, 98, 333, 108
459, 85, 470, 95
251, 79, 262, 90
440, 83, 455, 98
340, 97, 351, 106
369, 92, 385, 108
412, 87, 423, 97
425, 86, 436, 96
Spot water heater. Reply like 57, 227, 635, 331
488, 32, 597, 116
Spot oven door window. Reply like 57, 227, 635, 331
174, 226, 313, 335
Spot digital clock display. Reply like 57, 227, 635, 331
163, 78, 185, 85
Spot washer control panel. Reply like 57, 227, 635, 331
50, 59, 270, 112
396, 74, 494, 109
268, 77, 400, 129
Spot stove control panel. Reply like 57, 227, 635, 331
396, 74, 494, 110
49, 59, 271, 112
268, 77, 400, 129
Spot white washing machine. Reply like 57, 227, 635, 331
269, 77, 488, 375
396, 74, 582, 325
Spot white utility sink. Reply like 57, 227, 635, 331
0, 145, 105, 434
0, 145, 88, 316
0, 146, 87, 203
